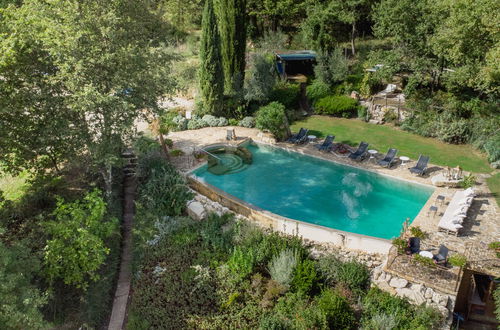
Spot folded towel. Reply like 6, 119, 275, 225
452, 215, 466, 224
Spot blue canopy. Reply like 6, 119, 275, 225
276, 51, 316, 61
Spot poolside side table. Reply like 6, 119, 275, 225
368, 149, 378, 162
427, 205, 438, 218
307, 135, 317, 143
436, 195, 445, 206
399, 156, 410, 167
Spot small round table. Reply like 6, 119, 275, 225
419, 251, 433, 259
307, 135, 317, 143
368, 149, 378, 161
399, 156, 410, 167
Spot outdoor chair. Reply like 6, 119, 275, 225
314, 135, 335, 151
378, 148, 398, 168
406, 237, 420, 255
348, 142, 369, 161
294, 129, 309, 144
226, 129, 236, 141
287, 128, 307, 143
409, 155, 430, 176
433, 245, 449, 265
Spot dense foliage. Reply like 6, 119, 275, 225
315, 95, 360, 117
44, 190, 118, 289
255, 102, 289, 141
128, 209, 443, 329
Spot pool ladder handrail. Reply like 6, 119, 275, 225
200, 148, 223, 162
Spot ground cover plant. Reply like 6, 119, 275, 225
291, 116, 491, 173
128, 202, 443, 329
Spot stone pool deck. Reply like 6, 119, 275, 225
167, 126, 500, 284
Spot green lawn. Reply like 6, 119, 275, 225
486, 173, 500, 207
291, 116, 492, 173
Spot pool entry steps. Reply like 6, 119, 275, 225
203, 145, 253, 175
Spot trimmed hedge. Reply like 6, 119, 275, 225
315, 95, 359, 118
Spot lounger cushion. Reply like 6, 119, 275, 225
458, 197, 473, 206
453, 205, 468, 216
464, 188, 475, 197
453, 223, 463, 229
452, 215, 466, 224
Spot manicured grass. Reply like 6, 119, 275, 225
486, 173, 500, 207
291, 116, 492, 173
0, 171, 30, 200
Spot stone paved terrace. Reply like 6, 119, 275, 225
167, 126, 500, 288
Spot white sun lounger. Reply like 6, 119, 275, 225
437, 188, 475, 236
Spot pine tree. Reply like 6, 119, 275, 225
199, 0, 224, 115
216, 0, 246, 94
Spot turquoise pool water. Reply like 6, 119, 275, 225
193, 144, 434, 239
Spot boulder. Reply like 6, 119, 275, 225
187, 201, 206, 220
424, 287, 434, 299
389, 277, 408, 288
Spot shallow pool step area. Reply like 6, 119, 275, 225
208, 153, 250, 175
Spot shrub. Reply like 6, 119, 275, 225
361, 287, 442, 329
217, 117, 228, 126
483, 134, 500, 163
392, 237, 408, 254
361, 313, 397, 330
412, 254, 436, 268
357, 106, 368, 120
44, 189, 118, 289
255, 102, 289, 141
269, 82, 300, 109
315, 95, 359, 117
170, 149, 184, 157
228, 118, 239, 126
172, 115, 188, 131
409, 226, 427, 239
245, 52, 276, 103
315, 49, 348, 85
291, 259, 318, 295
448, 254, 467, 267
136, 155, 193, 216
306, 80, 331, 105
187, 116, 208, 130
460, 174, 476, 188
316, 289, 355, 329
133, 135, 161, 155
228, 246, 257, 281
336, 260, 370, 295
201, 114, 219, 126
436, 113, 470, 144
494, 285, 500, 323
239, 116, 255, 128
268, 248, 299, 287
317, 255, 343, 286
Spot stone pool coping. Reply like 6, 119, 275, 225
187, 174, 393, 255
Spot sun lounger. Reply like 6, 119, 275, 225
378, 148, 398, 168
348, 142, 369, 161
409, 155, 430, 176
406, 237, 420, 255
437, 188, 475, 235
314, 135, 335, 151
433, 245, 449, 265
287, 128, 307, 143
294, 129, 309, 144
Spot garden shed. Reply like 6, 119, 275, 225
276, 51, 316, 80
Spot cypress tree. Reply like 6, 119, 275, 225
216, 0, 246, 94
199, 0, 224, 115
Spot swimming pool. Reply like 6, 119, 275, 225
193, 143, 434, 240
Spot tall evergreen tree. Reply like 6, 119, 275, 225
199, 0, 224, 115
216, 0, 247, 94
